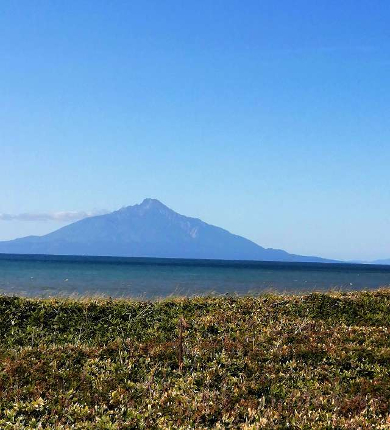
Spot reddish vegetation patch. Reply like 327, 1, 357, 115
1, 290, 390, 428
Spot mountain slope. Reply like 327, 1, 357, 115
371, 259, 390, 265
0, 199, 334, 262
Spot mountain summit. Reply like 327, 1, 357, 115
0, 199, 334, 262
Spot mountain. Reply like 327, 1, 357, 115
371, 259, 390, 265
348, 259, 390, 265
0, 198, 336, 262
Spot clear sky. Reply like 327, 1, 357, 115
1, 1, 389, 261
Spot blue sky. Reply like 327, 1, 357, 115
1, 1, 389, 261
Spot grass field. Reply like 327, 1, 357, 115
1, 290, 390, 429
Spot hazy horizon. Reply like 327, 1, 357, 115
1, 2, 389, 261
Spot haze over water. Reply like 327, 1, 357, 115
1, 254, 389, 299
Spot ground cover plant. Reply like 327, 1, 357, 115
1, 290, 390, 429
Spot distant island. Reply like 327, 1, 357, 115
371, 259, 390, 265
0, 198, 339, 263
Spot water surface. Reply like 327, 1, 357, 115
1, 253, 389, 298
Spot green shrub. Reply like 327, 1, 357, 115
1, 290, 390, 428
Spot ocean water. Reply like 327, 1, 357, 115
0, 253, 390, 299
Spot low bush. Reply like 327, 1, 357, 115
1, 290, 390, 428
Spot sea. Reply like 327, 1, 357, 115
0, 254, 390, 299
1, 253, 390, 299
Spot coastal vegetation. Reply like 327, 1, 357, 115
1, 290, 390, 428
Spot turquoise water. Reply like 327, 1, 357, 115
1, 254, 390, 298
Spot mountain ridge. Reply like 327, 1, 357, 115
0, 199, 337, 263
